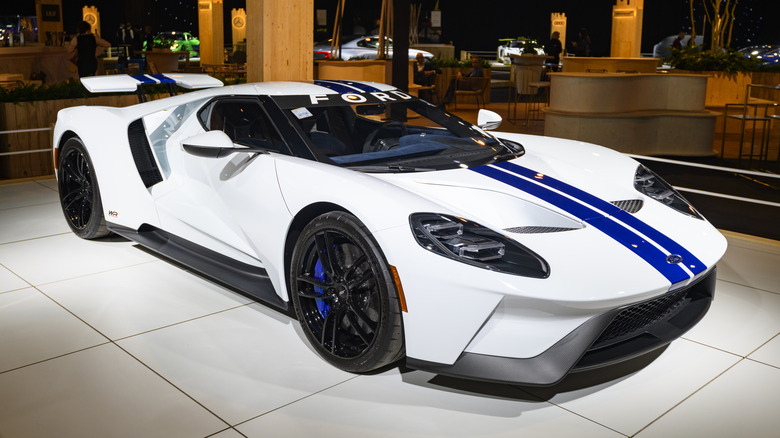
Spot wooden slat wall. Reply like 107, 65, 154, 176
0, 94, 137, 179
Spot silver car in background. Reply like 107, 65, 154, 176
314, 35, 433, 60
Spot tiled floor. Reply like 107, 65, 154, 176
1, 179, 779, 438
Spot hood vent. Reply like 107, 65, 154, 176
611, 199, 643, 214
503, 226, 579, 234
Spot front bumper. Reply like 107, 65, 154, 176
406, 266, 717, 386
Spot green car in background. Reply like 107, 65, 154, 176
145, 31, 200, 58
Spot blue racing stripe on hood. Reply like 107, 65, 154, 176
494, 162, 706, 276
314, 80, 382, 93
471, 165, 692, 284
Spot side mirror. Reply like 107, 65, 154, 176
477, 109, 502, 131
182, 130, 267, 158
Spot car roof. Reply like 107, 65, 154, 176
230, 80, 398, 96
109, 79, 401, 118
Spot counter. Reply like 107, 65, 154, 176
0, 45, 76, 83
544, 72, 719, 156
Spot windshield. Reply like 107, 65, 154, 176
272, 90, 523, 172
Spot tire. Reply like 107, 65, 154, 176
57, 138, 110, 239
290, 211, 404, 372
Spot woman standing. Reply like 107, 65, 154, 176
69, 21, 111, 78
544, 31, 563, 71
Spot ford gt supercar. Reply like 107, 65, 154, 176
53, 74, 727, 386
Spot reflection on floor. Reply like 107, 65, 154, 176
1, 180, 780, 438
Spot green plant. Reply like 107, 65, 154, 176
429, 58, 490, 69
0, 79, 92, 103
667, 46, 780, 73
153, 37, 175, 50
0, 78, 204, 103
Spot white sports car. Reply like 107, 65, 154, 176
53, 74, 727, 385
497, 38, 546, 64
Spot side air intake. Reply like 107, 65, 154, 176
127, 119, 163, 188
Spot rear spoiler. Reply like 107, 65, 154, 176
81, 73, 223, 102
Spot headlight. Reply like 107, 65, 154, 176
410, 213, 549, 278
634, 164, 702, 219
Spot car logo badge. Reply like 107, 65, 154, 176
666, 254, 683, 264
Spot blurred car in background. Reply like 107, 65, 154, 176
313, 35, 433, 60
652, 34, 703, 58
497, 38, 545, 64
738, 45, 780, 65
144, 31, 200, 58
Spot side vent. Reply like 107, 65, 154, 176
611, 199, 644, 214
128, 119, 163, 188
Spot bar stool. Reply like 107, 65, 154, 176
525, 81, 550, 125
721, 102, 773, 167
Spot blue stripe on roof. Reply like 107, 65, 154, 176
149, 74, 176, 84
339, 81, 382, 92
471, 165, 691, 284
130, 74, 177, 85
313, 80, 382, 94
495, 161, 706, 276
130, 74, 157, 84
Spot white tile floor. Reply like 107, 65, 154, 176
1, 179, 779, 438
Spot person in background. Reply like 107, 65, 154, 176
69, 20, 110, 78
127, 22, 142, 56
142, 25, 155, 52
442, 57, 484, 106
571, 28, 591, 57
545, 31, 563, 71
115, 22, 126, 45
413, 52, 441, 86
413, 52, 442, 103
672, 31, 686, 51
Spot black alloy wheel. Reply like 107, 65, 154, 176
290, 211, 404, 372
57, 138, 110, 239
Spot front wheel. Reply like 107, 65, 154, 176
290, 211, 404, 372
57, 138, 110, 239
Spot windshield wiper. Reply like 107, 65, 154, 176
349, 164, 436, 173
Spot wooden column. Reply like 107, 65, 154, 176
198, 0, 225, 65
35, 0, 63, 45
247, 0, 313, 82
231, 8, 247, 52
82, 6, 101, 37
550, 13, 566, 53
610, 0, 643, 58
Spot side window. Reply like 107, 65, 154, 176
199, 99, 289, 154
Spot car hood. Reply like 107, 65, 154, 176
370, 137, 727, 290
372, 136, 641, 230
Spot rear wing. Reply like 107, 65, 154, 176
81, 73, 223, 102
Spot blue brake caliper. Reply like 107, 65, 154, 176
314, 259, 331, 318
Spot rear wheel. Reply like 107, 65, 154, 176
57, 138, 110, 239
290, 211, 404, 372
